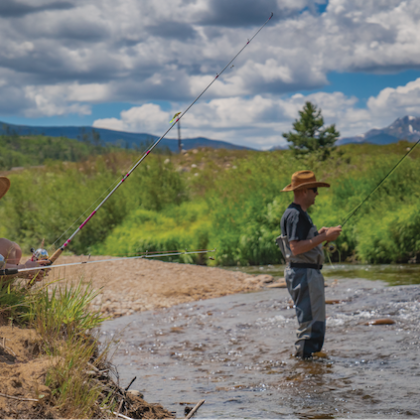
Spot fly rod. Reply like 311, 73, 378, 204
340, 138, 420, 227
46, 12, 274, 265
323, 139, 420, 256
0, 249, 215, 277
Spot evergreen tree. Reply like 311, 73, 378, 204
282, 101, 340, 160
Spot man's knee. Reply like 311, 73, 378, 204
0, 238, 22, 264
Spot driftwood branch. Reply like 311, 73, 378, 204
0, 337, 17, 357
185, 399, 205, 419
99, 406, 135, 420
0, 392, 39, 402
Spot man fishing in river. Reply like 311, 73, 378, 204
277, 170, 342, 359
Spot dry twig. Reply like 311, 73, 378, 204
0, 392, 39, 402
185, 399, 205, 419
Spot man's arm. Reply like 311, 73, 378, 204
289, 226, 342, 256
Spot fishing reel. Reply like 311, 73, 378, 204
323, 242, 337, 254
30, 238, 49, 262
31, 247, 49, 261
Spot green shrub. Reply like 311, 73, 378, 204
1, 142, 419, 265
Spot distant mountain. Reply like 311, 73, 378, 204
0, 121, 254, 152
338, 116, 420, 145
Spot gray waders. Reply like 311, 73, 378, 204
276, 225, 326, 359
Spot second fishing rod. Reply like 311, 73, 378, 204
42, 12, 274, 266
325, 138, 420, 254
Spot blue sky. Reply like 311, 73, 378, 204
1, 0, 420, 149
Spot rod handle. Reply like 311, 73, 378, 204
0, 268, 18, 276
49, 248, 64, 264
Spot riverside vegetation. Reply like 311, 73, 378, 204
0, 136, 419, 265
0, 278, 174, 419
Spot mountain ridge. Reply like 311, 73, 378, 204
0, 121, 254, 152
338, 115, 420, 145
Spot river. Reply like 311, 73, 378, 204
100, 264, 420, 418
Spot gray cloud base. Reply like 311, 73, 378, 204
1, 0, 420, 147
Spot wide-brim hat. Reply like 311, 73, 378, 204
281, 170, 330, 192
0, 177, 10, 200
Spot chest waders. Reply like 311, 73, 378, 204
276, 225, 326, 359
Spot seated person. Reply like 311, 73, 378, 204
0, 177, 49, 274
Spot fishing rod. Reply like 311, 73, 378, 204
0, 249, 215, 277
41, 12, 274, 266
324, 138, 420, 257
340, 138, 420, 228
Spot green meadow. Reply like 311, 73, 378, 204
0, 138, 419, 265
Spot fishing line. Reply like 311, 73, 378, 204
47, 12, 274, 264
340, 138, 420, 227
102, 248, 212, 257
0, 249, 215, 276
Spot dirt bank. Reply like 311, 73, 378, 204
0, 322, 177, 419
45, 256, 284, 318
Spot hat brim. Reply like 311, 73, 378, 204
281, 181, 330, 192
0, 177, 10, 200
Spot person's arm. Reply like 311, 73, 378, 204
290, 226, 342, 256
289, 233, 327, 256
6, 259, 50, 270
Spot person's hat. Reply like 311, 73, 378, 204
281, 170, 330, 192
0, 177, 10, 200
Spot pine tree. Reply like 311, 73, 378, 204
282, 101, 340, 160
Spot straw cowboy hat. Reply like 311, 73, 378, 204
282, 170, 330, 192
0, 177, 10, 200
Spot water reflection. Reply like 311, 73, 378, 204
225, 263, 420, 286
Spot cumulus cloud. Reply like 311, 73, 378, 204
0, 0, 74, 18
367, 78, 420, 121
1, 0, 420, 146
94, 104, 170, 133
92, 76, 420, 149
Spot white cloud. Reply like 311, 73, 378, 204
91, 76, 420, 149
94, 104, 170, 133
22, 82, 110, 117
367, 78, 420, 121
1, 0, 420, 146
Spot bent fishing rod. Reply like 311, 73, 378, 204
41, 12, 274, 266
0, 249, 215, 277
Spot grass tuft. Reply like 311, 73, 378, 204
24, 280, 106, 349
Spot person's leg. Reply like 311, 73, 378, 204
0, 238, 22, 265
285, 267, 326, 359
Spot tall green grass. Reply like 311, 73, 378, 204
1, 142, 419, 264
0, 152, 186, 254
24, 280, 106, 347
24, 280, 108, 418
0, 276, 110, 418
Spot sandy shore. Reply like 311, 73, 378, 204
44, 256, 284, 318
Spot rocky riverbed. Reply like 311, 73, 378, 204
46, 256, 285, 318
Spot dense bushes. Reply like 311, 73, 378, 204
1, 142, 419, 264
0, 133, 118, 170
0, 153, 186, 254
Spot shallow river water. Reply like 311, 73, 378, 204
100, 265, 420, 419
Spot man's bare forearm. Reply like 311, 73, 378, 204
289, 233, 327, 256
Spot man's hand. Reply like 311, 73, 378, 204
23, 259, 50, 281
324, 225, 342, 242
23, 260, 50, 269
